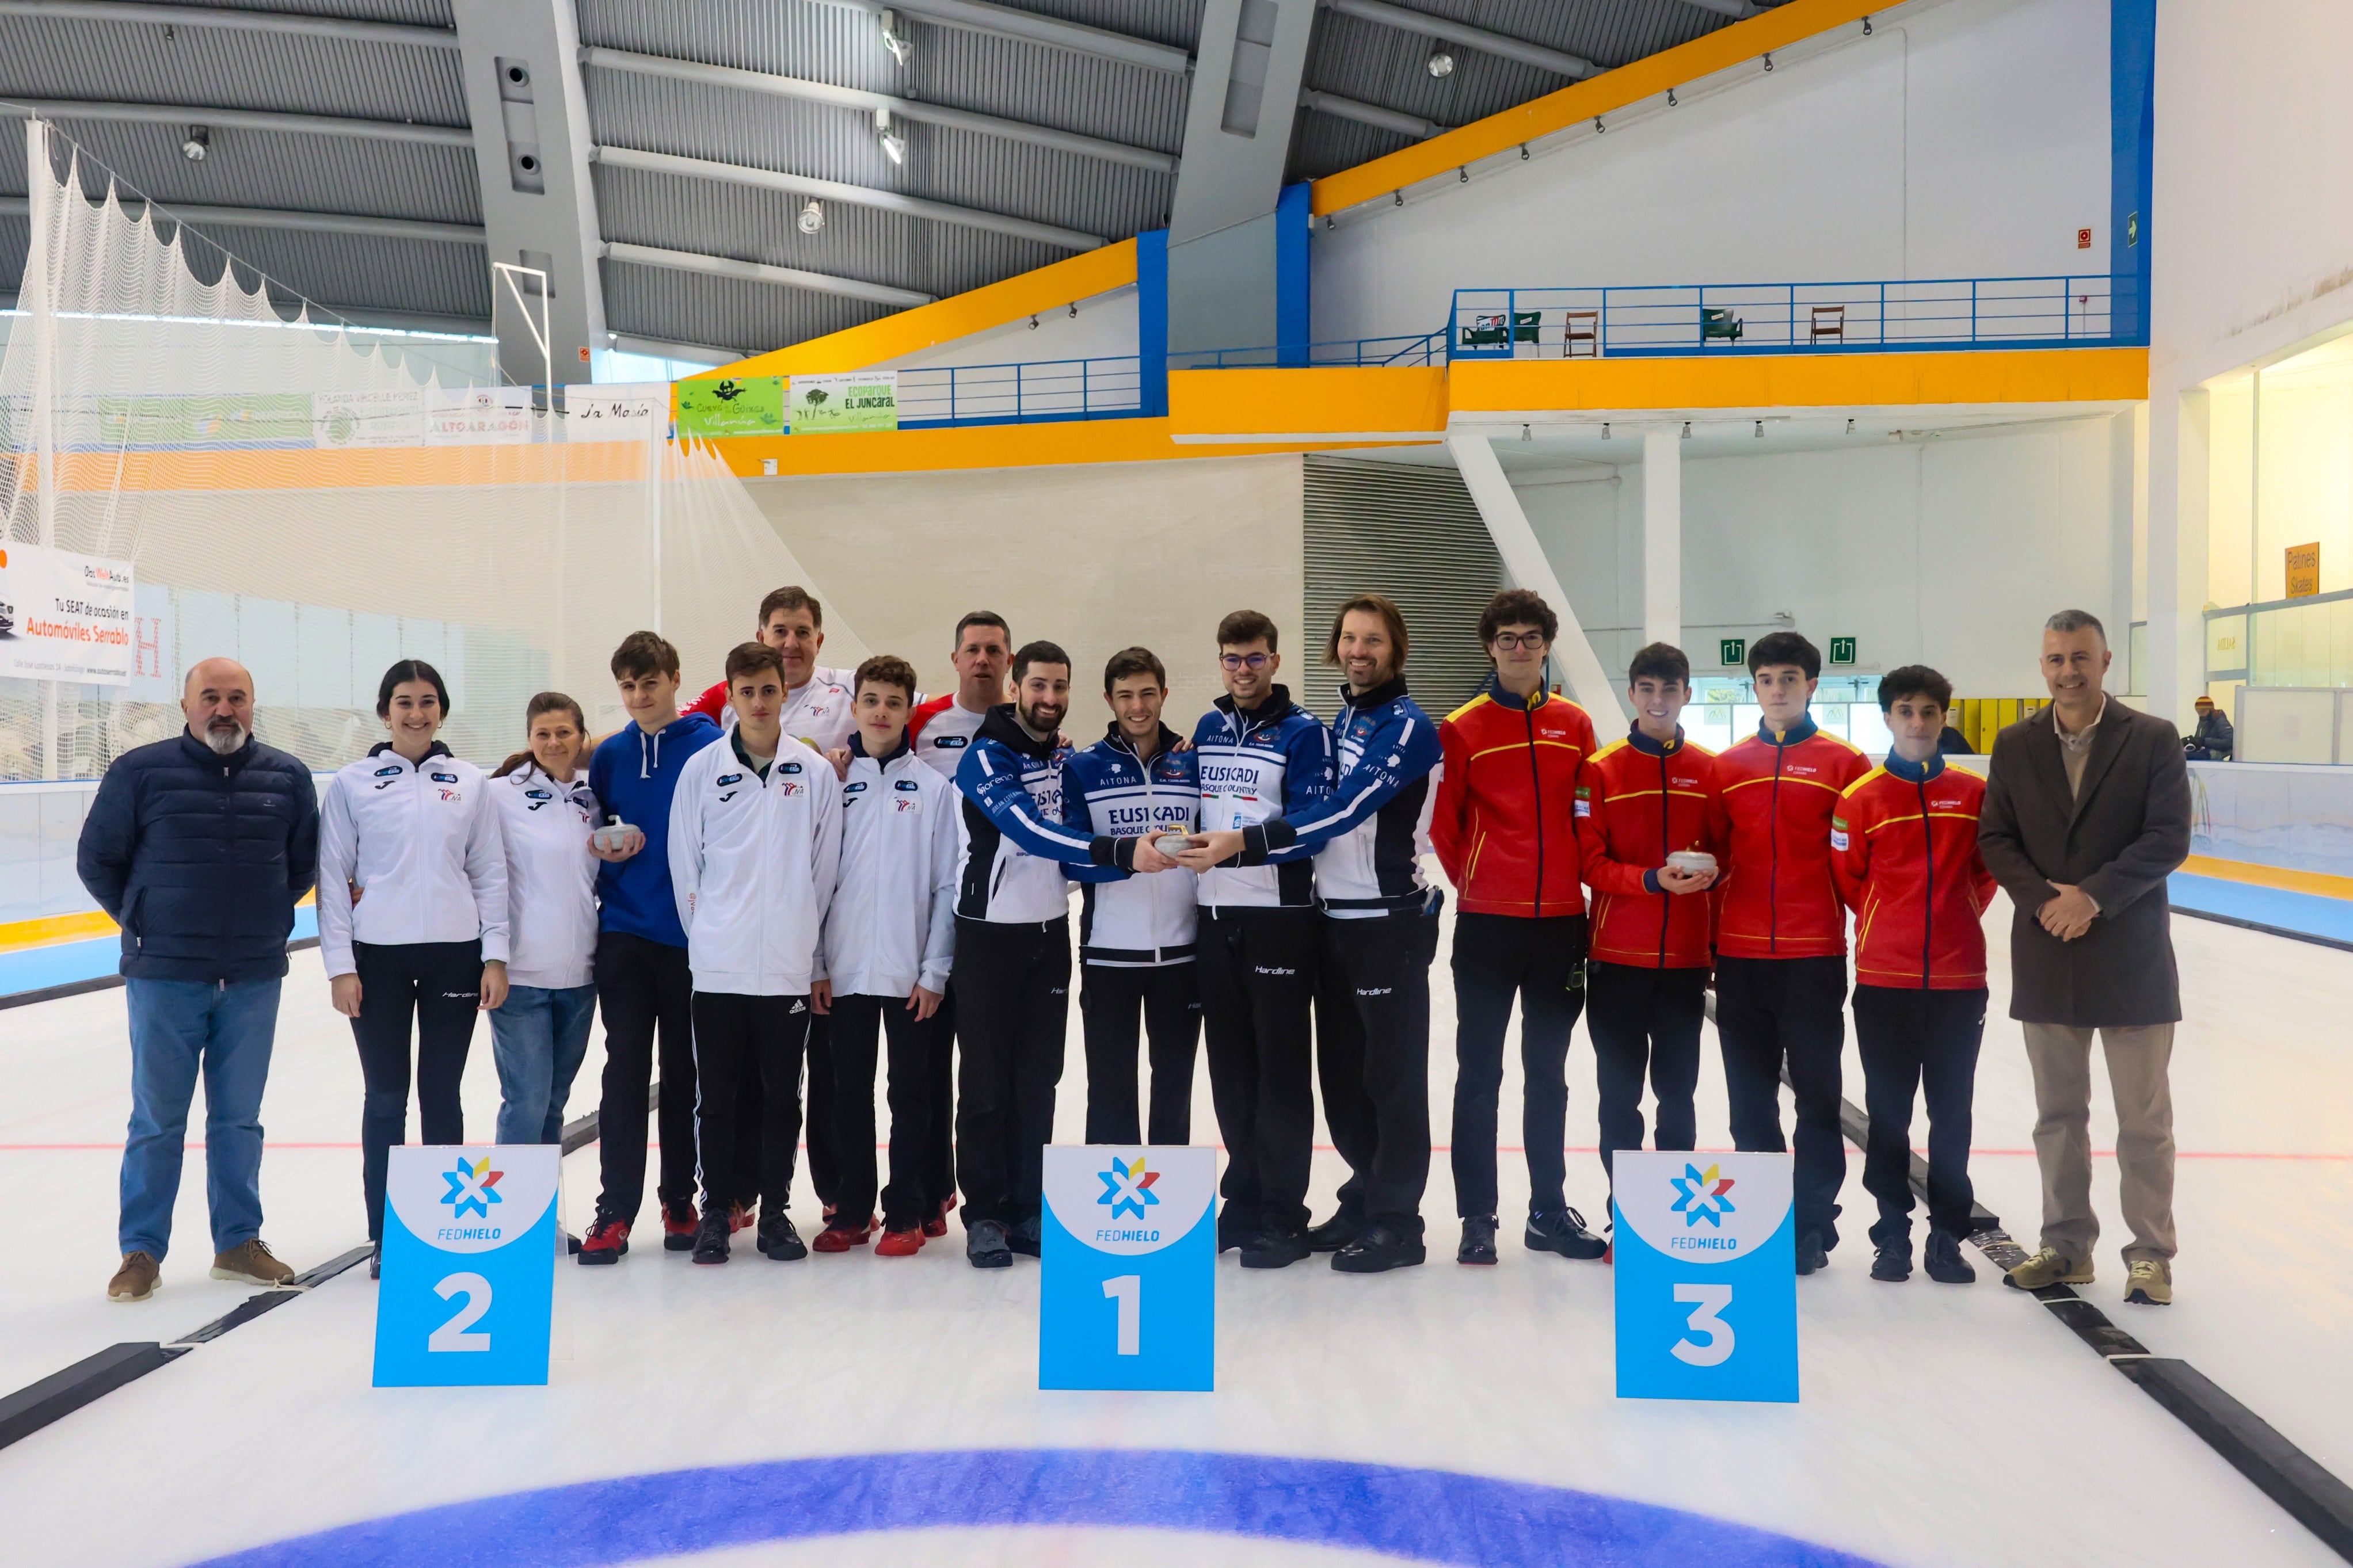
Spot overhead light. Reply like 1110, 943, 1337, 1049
1667, 87, 1679, 108
797, 199, 825, 235
880, 7, 913, 65
182, 124, 209, 161
1755, 419, 1764, 438
1426, 47, 1455, 78
1681, 421, 1691, 438
875, 106, 907, 165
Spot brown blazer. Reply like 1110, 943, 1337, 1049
1977, 698, 2190, 1027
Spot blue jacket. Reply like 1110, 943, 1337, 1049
1061, 723, 1200, 964
953, 705, 1094, 924
1254, 677, 1444, 914
76, 730, 319, 982
588, 712, 722, 947
1189, 685, 1332, 909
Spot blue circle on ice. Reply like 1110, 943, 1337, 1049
188, 1448, 1890, 1566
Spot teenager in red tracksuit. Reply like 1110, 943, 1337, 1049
1431, 590, 1604, 1265
1833, 665, 1996, 1287
1577, 643, 1718, 1188
1706, 632, 1871, 1273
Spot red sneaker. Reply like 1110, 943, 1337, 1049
578, 1215, 630, 1264
662, 1200, 698, 1252
729, 1203, 755, 1235
923, 1195, 957, 1239
1602, 1238, 1614, 1266
875, 1226, 924, 1257
813, 1218, 874, 1253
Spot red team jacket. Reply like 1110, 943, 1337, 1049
1706, 719, 1871, 960
1432, 681, 1597, 918
1577, 728, 1717, 968
1832, 756, 1997, 989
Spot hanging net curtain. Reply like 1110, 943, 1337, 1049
0, 119, 859, 780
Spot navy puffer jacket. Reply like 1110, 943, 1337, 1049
77, 731, 321, 982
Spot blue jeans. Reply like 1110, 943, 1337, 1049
120, 977, 281, 1260
488, 983, 597, 1145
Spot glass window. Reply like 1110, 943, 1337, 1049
2207, 612, 2248, 678
2255, 335, 2353, 603
2207, 372, 2255, 608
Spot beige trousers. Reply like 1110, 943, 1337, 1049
2021, 1023, 2177, 1265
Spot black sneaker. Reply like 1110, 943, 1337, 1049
663, 1198, 699, 1253
691, 1211, 730, 1265
1216, 1202, 1254, 1254
1795, 1229, 1829, 1276
967, 1219, 1013, 1269
368, 1241, 380, 1280
1332, 1223, 1426, 1273
1239, 1227, 1311, 1270
1008, 1215, 1043, 1258
1305, 1210, 1364, 1254
1525, 1208, 1607, 1260
1457, 1215, 1499, 1265
759, 1212, 807, 1262
1870, 1243, 1913, 1282
1924, 1231, 1976, 1284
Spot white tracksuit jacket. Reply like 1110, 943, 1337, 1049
490, 765, 600, 990
317, 742, 509, 979
668, 734, 842, 996
820, 737, 960, 997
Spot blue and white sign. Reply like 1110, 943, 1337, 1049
374, 1144, 560, 1388
1612, 1150, 1797, 1403
1040, 1144, 1214, 1392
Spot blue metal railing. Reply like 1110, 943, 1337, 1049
1167, 332, 1447, 371
1445, 274, 2137, 360
894, 355, 1144, 428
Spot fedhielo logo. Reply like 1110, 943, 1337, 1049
442, 1155, 504, 1220
1098, 1155, 1160, 1221
1670, 1162, 1736, 1227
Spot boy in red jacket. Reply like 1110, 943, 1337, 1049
1432, 590, 1605, 1265
1833, 666, 1996, 1285
1706, 632, 1870, 1274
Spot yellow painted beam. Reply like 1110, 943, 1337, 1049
1311, 0, 1883, 216
2181, 854, 2353, 902
696, 241, 1141, 381
1446, 347, 2149, 413
1167, 367, 1449, 441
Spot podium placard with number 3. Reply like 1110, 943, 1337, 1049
374, 1144, 560, 1388
1612, 1149, 1798, 1403
1040, 1144, 1214, 1392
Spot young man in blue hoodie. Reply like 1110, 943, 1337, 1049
580, 631, 723, 1262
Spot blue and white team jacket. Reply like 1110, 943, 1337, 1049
1189, 685, 1332, 910
1062, 724, 1199, 966
1250, 677, 1444, 918
953, 705, 1087, 923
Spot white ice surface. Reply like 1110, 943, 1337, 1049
0, 890, 2347, 1568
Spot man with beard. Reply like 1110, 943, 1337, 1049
79, 658, 319, 1303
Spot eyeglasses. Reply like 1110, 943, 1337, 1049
1219, 653, 1271, 670
1490, 632, 1548, 651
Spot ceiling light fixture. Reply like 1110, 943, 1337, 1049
1862, 14, 1874, 36
875, 106, 907, 165
880, 7, 913, 64
1762, 51, 1775, 73
1426, 47, 1456, 79
1667, 87, 1679, 107
1593, 116, 1605, 134
1754, 420, 1764, 438
182, 124, 209, 161
797, 199, 825, 234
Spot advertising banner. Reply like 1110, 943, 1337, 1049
424, 387, 540, 445
314, 388, 427, 449
374, 1144, 561, 1387
1040, 1144, 1214, 1392
790, 372, 898, 434
0, 542, 135, 685
676, 376, 785, 439
565, 382, 667, 443
97, 392, 315, 448
1613, 1149, 1798, 1403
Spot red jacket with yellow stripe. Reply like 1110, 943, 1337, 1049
1578, 726, 1716, 968
1832, 754, 1997, 989
1705, 718, 1871, 960
1431, 679, 1596, 918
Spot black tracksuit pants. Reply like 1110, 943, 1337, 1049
827, 994, 949, 1233
953, 917, 1071, 1229
1853, 985, 1987, 1247
592, 931, 698, 1226
1081, 962, 1201, 1146
1587, 962, 1707, 1182
689, 991, 810, 1214
1197, 907, 1318, 1236
927, 987, 959, 1214
733, 1012, 835, 1216
1715, 953, 1849, 1249
351, 940, 480, 1242
1448, 911, 1587, 1221
1315, 911, 1440, 1235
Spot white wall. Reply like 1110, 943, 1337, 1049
875, 287, 1139, 373
1312, 0, 2112, 344
1520, 418, 2118, 698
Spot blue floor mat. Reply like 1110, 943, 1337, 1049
0, 908, 319, 1001
2169, 872, 2353, 946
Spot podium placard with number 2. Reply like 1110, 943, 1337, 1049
1040, 1144, 1214, 1391
1612, 1149, 1798, 1403
374, 1144, 559, 1388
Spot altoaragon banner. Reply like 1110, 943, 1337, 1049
0, 543, 135, 685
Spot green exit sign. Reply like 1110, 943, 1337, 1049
1829, 636, 1857, 665
1720, 637, 1746, 667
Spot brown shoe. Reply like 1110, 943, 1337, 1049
211, 1239, 296, 1288
109, 1252, 159, 1302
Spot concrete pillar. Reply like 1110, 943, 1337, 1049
2147, 387, 2209, 723
1642, 425, 1681, 651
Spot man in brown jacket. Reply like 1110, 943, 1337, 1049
1978, 610, 2191, 1306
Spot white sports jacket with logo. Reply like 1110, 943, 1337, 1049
490, 764, 600, 990
317, 742, 509, 979
667, 733, 843, 995
821, 734, 960, 997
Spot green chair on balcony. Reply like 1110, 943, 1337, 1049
1700, 307, 1745, 344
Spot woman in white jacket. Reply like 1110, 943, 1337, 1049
317, 660, 509, 1272
486, 693, 600, 1149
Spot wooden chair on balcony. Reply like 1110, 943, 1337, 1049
1560, 309, 1599, 358
1809, 304, 1846, 344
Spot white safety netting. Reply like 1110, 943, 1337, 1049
0, 119, 856, 780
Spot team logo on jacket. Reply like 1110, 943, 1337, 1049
1830, 815, 1849, 852
1574, 784, 1593, 819
717, 772, 744, 787
373, 764, 402, 777
844, 781, 868, 795
894, 779, 922, 791
437, 788, 463, 803
780, 762, 803, 775
932, 735, 968, 750
431, 771, 458, 784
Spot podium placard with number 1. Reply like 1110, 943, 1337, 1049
374, 1144, 559, 1387
1040, 1144, 1214, 1391
1613, 1149, 1797, 1403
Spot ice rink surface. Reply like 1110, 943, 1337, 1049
1, 890, 2348, 1567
